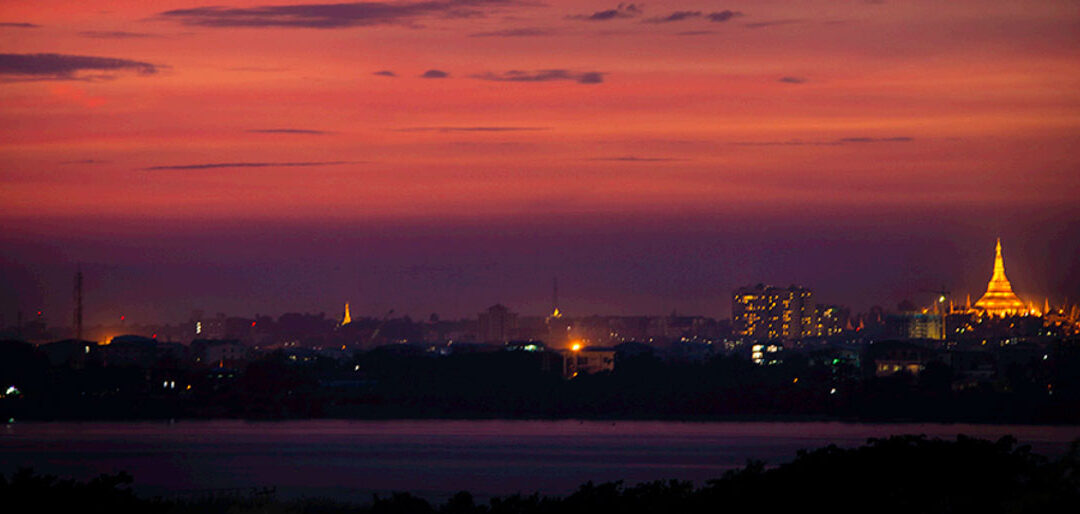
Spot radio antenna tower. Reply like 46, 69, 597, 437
74, 267, 83, 340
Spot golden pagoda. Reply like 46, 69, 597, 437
973, 239, 1027, 317
341, 302, 352, 326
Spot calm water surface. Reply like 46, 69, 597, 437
1, 420, 1076, 501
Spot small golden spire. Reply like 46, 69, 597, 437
991, 238, 1007, 282
341, 302, 352, 326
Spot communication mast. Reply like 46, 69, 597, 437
73, 268, 84, 340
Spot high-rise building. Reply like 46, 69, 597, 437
732, 284, 814, 341
974, 239, 1028, 317
813, 304, 849, 337
478, 304, 517, 343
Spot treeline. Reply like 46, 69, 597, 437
3, 435, 1078, 513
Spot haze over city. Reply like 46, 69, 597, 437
2, 0, 1079, 323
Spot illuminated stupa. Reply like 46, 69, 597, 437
973, 239, 1028, 317
341, 302, 352, 326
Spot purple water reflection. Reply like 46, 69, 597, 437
1, 420, 1076, 501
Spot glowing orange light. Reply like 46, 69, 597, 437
571, 343, 582, 352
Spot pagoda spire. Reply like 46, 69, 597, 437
991, 238, 1008, 282
341, 302, 352, 326
974, 238, 1027, 316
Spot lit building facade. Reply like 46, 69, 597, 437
814, 304, 849, 337
751, 343, 783, 365
733, 284, 814, 341
886, 312, 944, 340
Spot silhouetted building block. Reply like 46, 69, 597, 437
38, 339, 95, 368
947, 350, 996, 383
560, 346, 615, 378
191, 339, 248, 368
869, 341, 940, 377
478, 304, 517, 343
99, 335, 183, 368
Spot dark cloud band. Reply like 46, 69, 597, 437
395, 126, 550, 132
586, 156, 688, 162
159, 0, 512, 29
144, 161, 352, 170
248, 129, 331, 135
78, 31, 162, 39
569, 4, 642, 22
732, 137, 914, 146
472, 69, 603, 84
644, 11, 701, 24
469, 28, 555, 37
0, 53, 158, 80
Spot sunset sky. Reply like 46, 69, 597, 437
2, 1, 1079, 324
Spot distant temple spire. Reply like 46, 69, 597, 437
973, 238, 1027, 317
550, 277, 562, 319
341, 302, 352, 326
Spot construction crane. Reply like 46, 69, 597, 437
920, 285, 951, 339
921, 286, 951, 310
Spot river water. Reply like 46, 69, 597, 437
1, 420, 1076, 501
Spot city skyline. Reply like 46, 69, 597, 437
3, 236, 1072, 329
2, 1, 1079, 323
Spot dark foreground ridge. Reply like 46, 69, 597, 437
3, 435, 1078, 513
